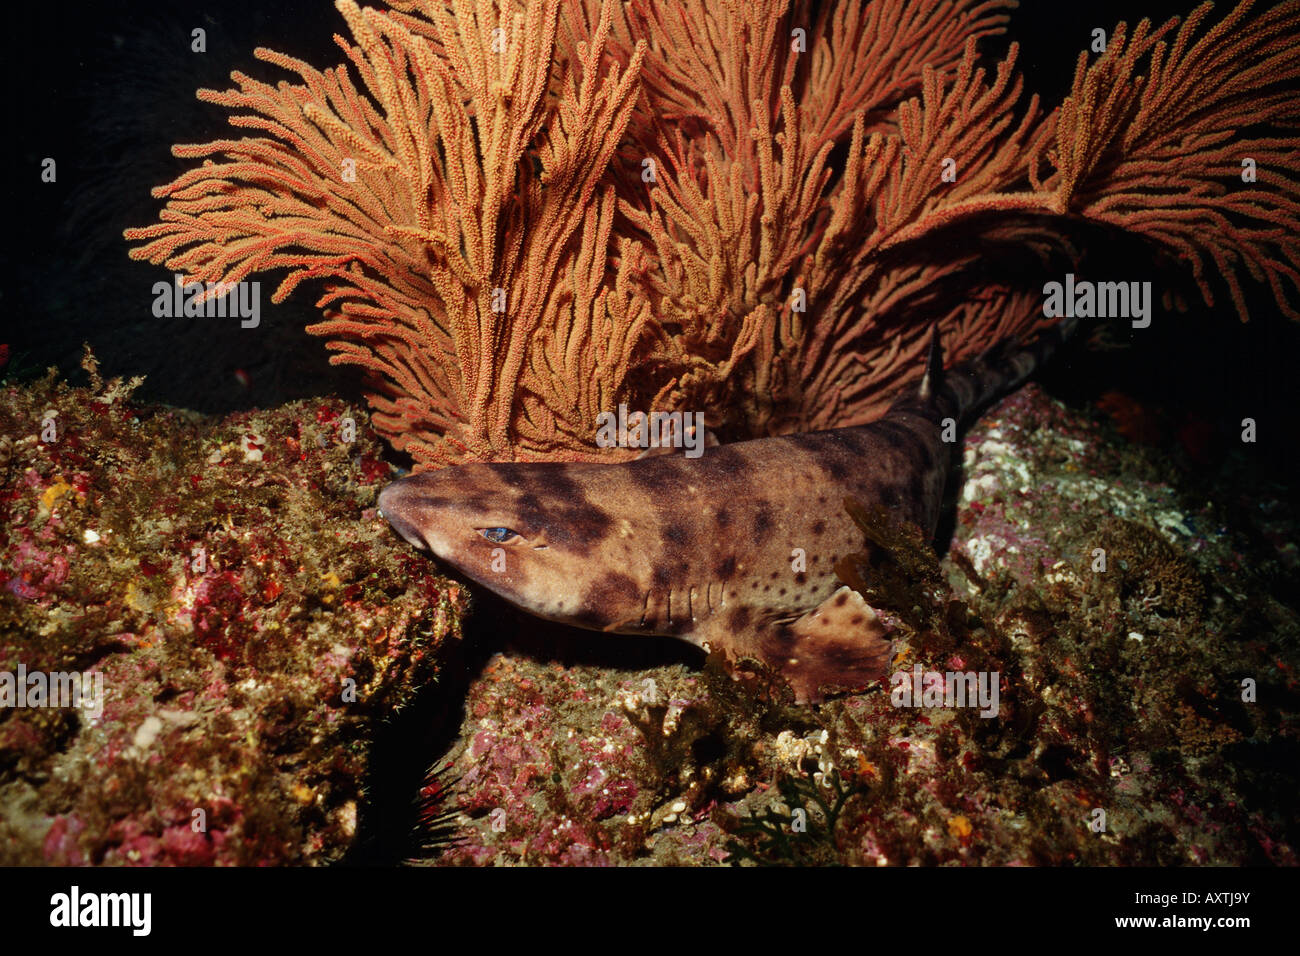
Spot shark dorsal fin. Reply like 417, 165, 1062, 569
918, 326, 944, 403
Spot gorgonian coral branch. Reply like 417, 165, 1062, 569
128, 0, 656, 465
1048, 0, 1300, 320
126, 0, 1300, 465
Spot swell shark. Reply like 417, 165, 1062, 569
377, 326, 1070, 703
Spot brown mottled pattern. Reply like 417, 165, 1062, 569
378, 324, 1073, 700
382, 414, 946, 631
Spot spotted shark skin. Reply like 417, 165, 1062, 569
378, 325, 1071, 703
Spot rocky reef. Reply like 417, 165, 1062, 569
429, 385, 1298, 865
0, 353, 463, 864
1, 358, 1295, 865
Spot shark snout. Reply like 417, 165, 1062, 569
377, 479, 429, 550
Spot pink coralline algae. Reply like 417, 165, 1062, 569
0, 356, 465, 865
438, 654, 728, 866
3, 357, 1296, 866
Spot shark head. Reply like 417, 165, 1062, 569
377, 463, 649, 631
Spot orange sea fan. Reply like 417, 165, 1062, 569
128, 0, 655, 465
126, 0, 1300, 467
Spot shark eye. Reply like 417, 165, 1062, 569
481, 527, 519, 543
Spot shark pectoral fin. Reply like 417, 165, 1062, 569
776, 587, 893, 704
697, 586, 893, 705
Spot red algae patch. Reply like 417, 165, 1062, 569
0, 352, 463, 864
3, 358, 1295, 866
